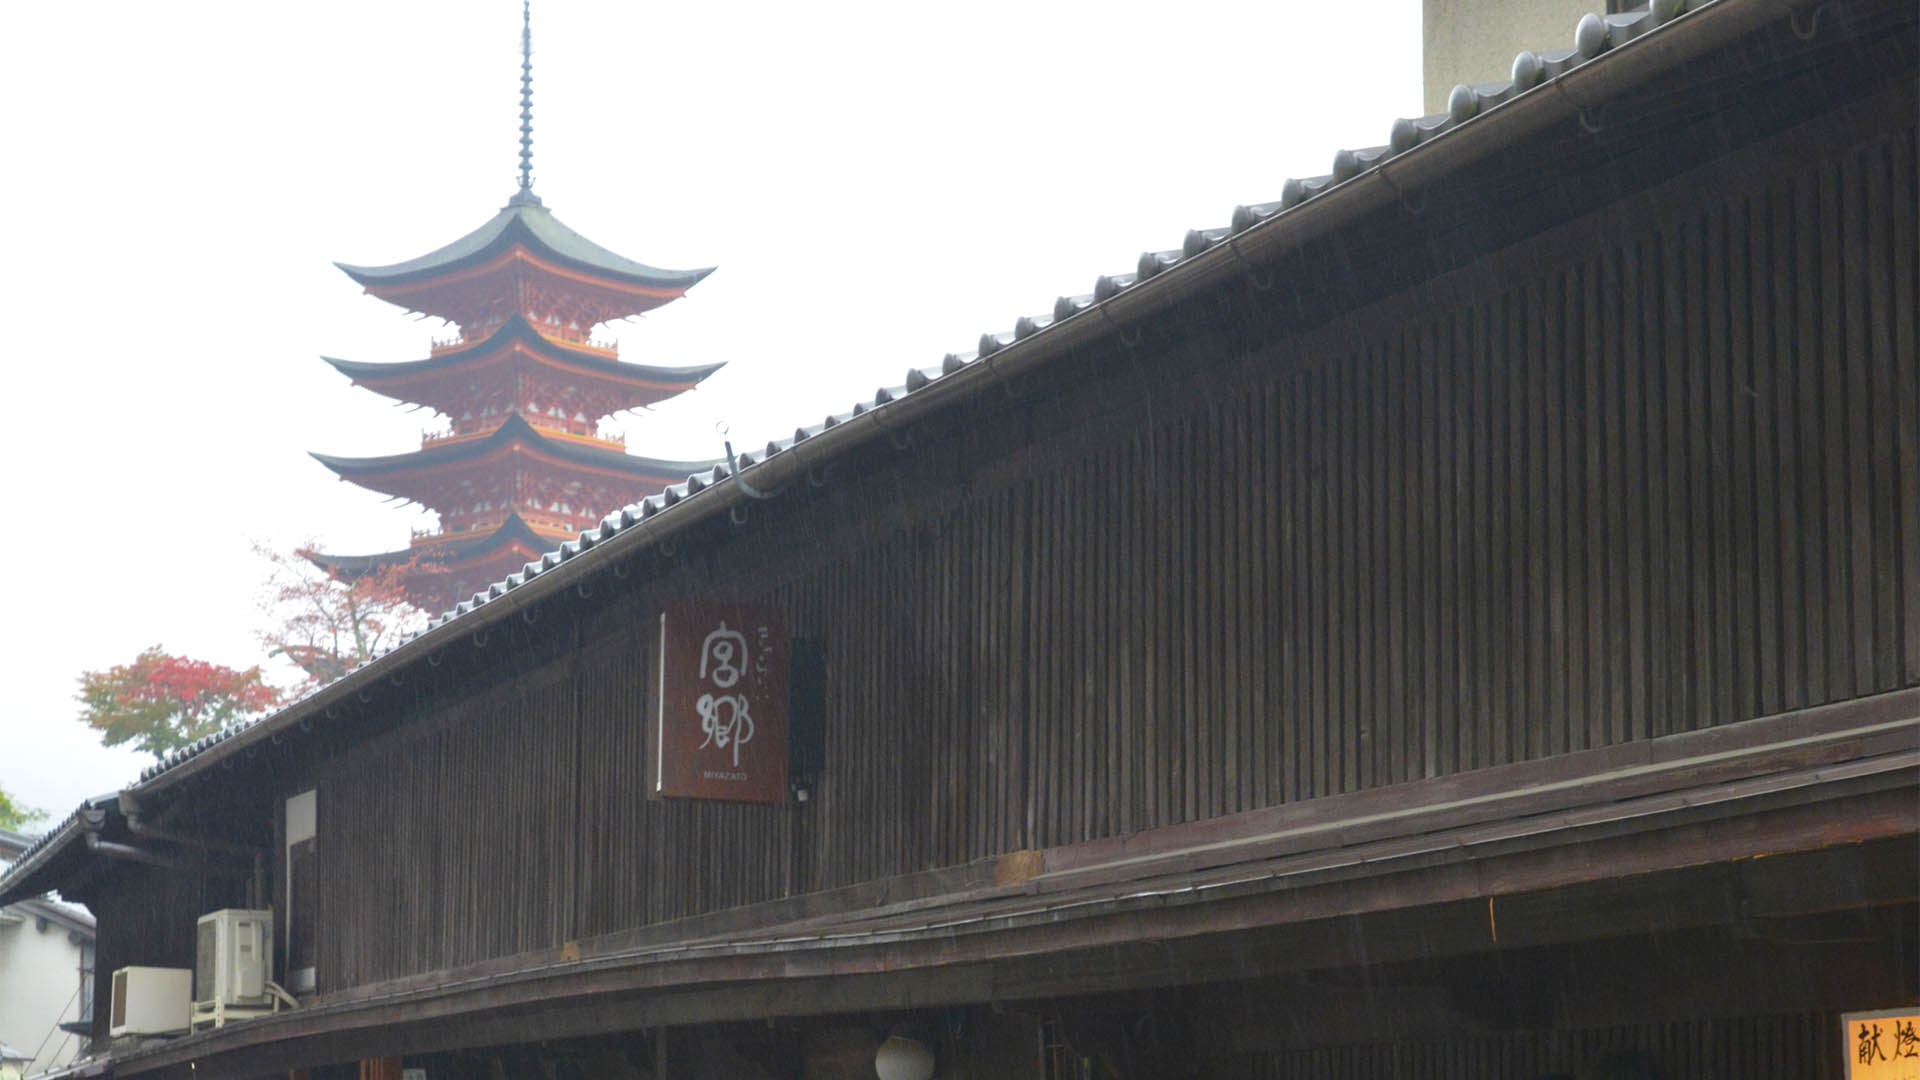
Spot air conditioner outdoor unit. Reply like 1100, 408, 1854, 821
194, 908, 273, 1009
109, 966, 191, 1037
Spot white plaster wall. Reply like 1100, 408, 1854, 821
0, 910, 87, 1076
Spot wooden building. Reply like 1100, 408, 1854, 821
3, 0, 1913, 1075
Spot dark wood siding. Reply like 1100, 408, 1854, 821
308, 113, 1918, 990
88, 865, 242, 1043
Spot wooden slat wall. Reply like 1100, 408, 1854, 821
308, 123, 1917, 989
1245, 1012, 1843, 1080
316, 663, 582, 983
88, 865, 240, 1042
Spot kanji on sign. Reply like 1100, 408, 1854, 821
1845, 1010, 1920, 1080
650, 599, 790, 804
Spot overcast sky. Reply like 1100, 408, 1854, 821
0, 1, 1420, 822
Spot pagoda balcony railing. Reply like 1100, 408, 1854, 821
420, 426, 474, 447
413, 512, 587, 543
530, 331, 620, 356
426, 331, 620, 358
420, 421, 626, 450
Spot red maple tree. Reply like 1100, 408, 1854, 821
76, 647, 282, 759
73, 545, 439, 759
258, 543, 437, 691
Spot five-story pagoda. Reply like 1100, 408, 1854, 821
313, 3, 717, 612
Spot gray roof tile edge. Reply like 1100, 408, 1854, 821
0, 794, 118, 905
337, 202, 712, 289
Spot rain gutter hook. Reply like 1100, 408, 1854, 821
1789, 1, 1828, 40
717, 421, 778, 501
1376, 162, 1429, 215
1222, 233, 1278, 291
1095, 303, 1146, 348
1549, 76, 1604, 134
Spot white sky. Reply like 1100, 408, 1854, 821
0, 1, 1420, 822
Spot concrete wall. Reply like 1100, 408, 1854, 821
0, 907, 88, 1076
1422, 0, 1600, 113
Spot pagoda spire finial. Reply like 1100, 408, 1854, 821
510, 0, 543, 207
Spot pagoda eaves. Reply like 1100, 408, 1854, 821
310, 512, 562, 612
321, 315, 724, 428
311, 413, 715, 504
335, 202, 713, 329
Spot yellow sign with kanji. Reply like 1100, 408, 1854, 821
1845, 1008, 1920, 1080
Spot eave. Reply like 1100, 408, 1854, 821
308, 513, 565, 579
0, 794, 119, 908
323, 315, 725, 391
335, 202, 713, 294
9, 896, 96, 937
311, 518, 566, 610
321, 318, 724, 415
309, 412, 719, 497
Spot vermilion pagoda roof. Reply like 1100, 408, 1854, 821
334, 199, 713, 323
336, 199, 712, 292
310, 412, 714, 505
315, 512, 554, 575
310, 512, 561, 611
321, 314, 724, 416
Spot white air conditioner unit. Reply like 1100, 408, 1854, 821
109, 966, 191, 1036
194, 908, 273, 1009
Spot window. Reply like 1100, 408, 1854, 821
78, 940, 94, 1024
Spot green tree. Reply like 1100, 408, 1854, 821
0, 782, 48, 831
75, 647, 282, 759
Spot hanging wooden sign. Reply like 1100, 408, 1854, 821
651, 599, 790, 803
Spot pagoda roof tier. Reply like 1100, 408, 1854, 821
311, 513, 563, 613
336, 202, 713, 325
321, 314, 725, 418
311, 412, 717, 509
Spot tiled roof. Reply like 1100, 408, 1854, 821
0, 0, 1752, 890
309, 411, 720, 482
11, 895, 97, 935
322, 314, 728, 385
309, 512, 559, 577
335, 200, 714, 290
0, 794, 116, 905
